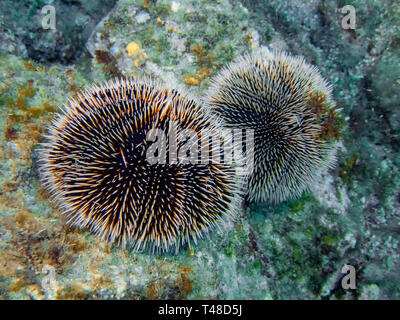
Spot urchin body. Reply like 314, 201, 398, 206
206, 49, 338, 203
39, 79, 241, 252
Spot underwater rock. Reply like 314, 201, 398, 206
0, 0, 117, 64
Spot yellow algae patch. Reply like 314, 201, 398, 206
11, 121, 49, 164
182, 44, 216, 86
167, 26, 183, 34
8, 278, 27, 293
157, 17, 166, 26
126, 42, 147, 67
2, 83, 55, 166
0, 250, 26, 277
56, 282, 88, 300
23, 61, 35, 71
126, 42, 141, 58
0, 192, 88, 276
182, 75, 200, 86
15, 86, 37, 111
191, 44, 207, 64
146, 281, 164, 300
1, 179, 21, 193
308, 91, 329, 118
36, 65, 46, 73
245, 33, 256, 48
15, 209, 41, 230
26, 284, 45, 299
88, 274, 114, 292
182, 67, 212, 87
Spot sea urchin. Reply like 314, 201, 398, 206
206, 49, 339, 203
39, 78, 241, 252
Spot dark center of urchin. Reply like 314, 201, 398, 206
212, 92, 324, 200
214, 99, 313, 158
47, 95, 234, 250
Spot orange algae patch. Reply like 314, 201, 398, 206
182, 44, 216, 87
8, 278, 27, 293
320, 109, 341, 140
56, 282, 88, 300
307, 90, 342, 140
183, 67, 212, 87
245, 33, 254, 47
157, 17, 166, 26
191, 44, 216, 67
94, 49, 122, 77
1, 81, 57, 165
15, 86, 37, 111
23, 61, 35, 71
308, 91, 329, 118
0, 190, 88, 279
146, 282, 160, 300
175, 266, 194, 296
0, 250, 26, 277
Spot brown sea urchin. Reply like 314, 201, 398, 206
39, 78, 242, 252
206, 49, 339, 203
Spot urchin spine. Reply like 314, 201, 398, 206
205, 49, 339, 203
39, 78, 243, 253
